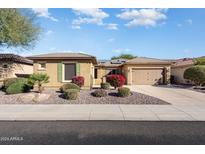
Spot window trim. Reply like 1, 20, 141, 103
62, 62, 77, 82
38, 61, 46, 70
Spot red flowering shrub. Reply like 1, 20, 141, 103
72, 76, 84, 87
106, 74, 125, 89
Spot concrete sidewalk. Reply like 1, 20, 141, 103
0, 104, 203, 121
0, 85, 205, 121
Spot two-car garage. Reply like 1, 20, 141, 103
131, 68, 164, 85
122, 57, 171, 85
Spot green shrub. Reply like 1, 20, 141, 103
28, 73, 49, 93
60, 83, 80, 93
3, 78, 27, 90
100, 82, 110, 90
6, 82, 31, 94
184, 65, 205, 86
118, 87, 130, 97
106, 74, 126, 89
194, 57, 205, 65
64, 89, 79, 100
92, 89, 107, 97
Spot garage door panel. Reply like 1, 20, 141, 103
132, 68, 163, 85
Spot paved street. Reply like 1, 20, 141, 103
0, 85, 205, 121
0, 121, 205, 145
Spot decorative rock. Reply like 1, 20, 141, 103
33, 93, 50, 102
19, 93, 36, 103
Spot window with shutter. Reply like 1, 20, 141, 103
63, 63, 76, 81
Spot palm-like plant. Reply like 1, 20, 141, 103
28, 73, 49, 93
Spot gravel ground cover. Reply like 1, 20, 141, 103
0, 89, 169, 105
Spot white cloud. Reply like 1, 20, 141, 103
45, 30, 53, 35
71, 25, 81, 29
177, 23, 182, 27
72, 8, 117, 30
183, 49, 192, 54
49, 47, 56, 51
72, 8, 109, 27
112, 48, 131, 53
125, 48, 131, 52
107, 38, 115, 42
105, 23, 118, 30
31, 8, 58, 22
117, 9, 167, 28
113, 49, 122, 53
186, 19, 193, 25
177, 19, 192, 28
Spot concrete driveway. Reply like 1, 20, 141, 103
126, 85, 205, 120
127, 85, 205, 105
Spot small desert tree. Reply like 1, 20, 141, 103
111, 54, 136, 60
0, 9, 40, 49
28, 73, 49, 93
184, 66, 205, 86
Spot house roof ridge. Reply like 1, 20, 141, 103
0, 53, 33, 65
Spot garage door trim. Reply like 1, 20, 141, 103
131, 67, 164, 85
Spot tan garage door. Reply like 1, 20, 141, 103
132, 68, 164, 85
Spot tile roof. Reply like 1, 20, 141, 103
27, 52, 95, 58
97, 59, 128, 67
0, 54, 33, 65
27, 52, 97, 64
125, 57, 171, 65
171, 58, 194, 67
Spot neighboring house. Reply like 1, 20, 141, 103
27, 52, 97, 89
94, 59, 127, 85
0, 54, 33, 81
171, 58, 194, 84
94, 57, 171, 85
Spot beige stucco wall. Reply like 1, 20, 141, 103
33, 60, 93, 89
122, 64, 171, 85
0, 61, 33, 81
94, 67, 106, 85
171, 66, 192, 84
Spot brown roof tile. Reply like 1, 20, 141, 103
0, 54, 33, 65
27, 52, 97, 64
125, 57, 171, 65
171, 58, 194, 67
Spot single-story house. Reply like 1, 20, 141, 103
94, 57, 171, 85
0, 54, 33, 81
171, 58, 194, 84
27, 52, 97, 89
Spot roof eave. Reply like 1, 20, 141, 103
171, 64, 194, 68
124, 62, 172, 65
27, 56, 97, 64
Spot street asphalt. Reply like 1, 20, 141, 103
0, 121, 205, 145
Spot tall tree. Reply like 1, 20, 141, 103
0, 9, 40, 49
111, 54, 136, 60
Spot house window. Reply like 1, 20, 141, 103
38, 62, 46, 70
108, 69, 121, 75
63, 63, 76, 81
94, 68, 98, 79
